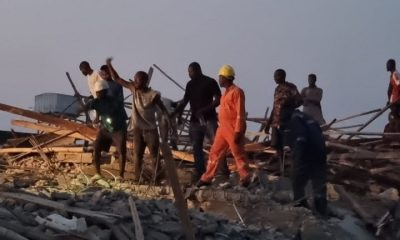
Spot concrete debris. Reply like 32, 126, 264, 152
336, 216, 375, 240
35, 214, 88, 233
378, 188, 399, 201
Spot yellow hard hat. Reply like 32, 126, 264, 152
218, 65, 235, 79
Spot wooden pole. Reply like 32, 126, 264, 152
128, 196, 144, 240
159, 141, 195, 240
65, 72, 90, 122
153, 64, 185, 91
333, 108, 381, 124
348, 104, 392, 139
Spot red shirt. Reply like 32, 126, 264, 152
390, 71, 400, 103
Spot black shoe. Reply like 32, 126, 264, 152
196, 180, 211, 188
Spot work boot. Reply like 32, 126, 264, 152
239, 174, 252, 188
196, 180, 211, 189
294, 199, 310, 209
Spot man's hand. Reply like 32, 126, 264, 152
106, 57, 113, 65
234, 132, 244, 144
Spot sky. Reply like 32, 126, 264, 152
1, 1, 399, 132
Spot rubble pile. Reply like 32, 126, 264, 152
0, 187, 294, 240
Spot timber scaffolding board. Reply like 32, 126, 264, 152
1, 101, 400, 191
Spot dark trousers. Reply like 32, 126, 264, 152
189, 120, 229, 179
94, 128, 127, 177
291, 152, 327, 215
133, 128, 160, 180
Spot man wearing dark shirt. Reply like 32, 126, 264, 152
175, 62, 229, 182
282, 110, 327, 216
100, 65, 125, 102
266, 69, 303, 149
86, 80, 128, 179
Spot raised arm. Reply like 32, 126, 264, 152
106, 57, 132, 90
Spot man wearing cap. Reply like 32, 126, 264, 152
84, 80, 128, 179
106, 58, 170, 182
197, 65, 250, 187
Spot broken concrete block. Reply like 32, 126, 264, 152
272, 190, 293, 204
200, 222, 218, 234
156, 220, 183, 235
84, 225, 111, 240
378, 188, 399, 201
51, 192, 71, 200
35, 213, 87, 233
151, 214, 163, 224
337, 216, 375, 240
300, 219, 335, 240
23, 203, 38, 212
0, 207, 16, 220
13, 178, 32, 188
145, 230, 171, 240
137, 204, 152, 218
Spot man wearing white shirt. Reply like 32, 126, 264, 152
79, 61, 108, 99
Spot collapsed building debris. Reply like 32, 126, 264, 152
0, 100, 399, 239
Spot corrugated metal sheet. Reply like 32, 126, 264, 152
34, 93, 80, 117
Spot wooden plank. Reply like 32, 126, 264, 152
333, 108, 381, 124
0, 191, 119, 224
0, 147, 86, 154
0, 102, 97, 139
128, 196, 144, 240
55, 152, 93, 163
328, 152, 400, 161
325, 141, 373, 154
349, 104, 392, 139
159, 141, 195, 240
11, 120, 94, 141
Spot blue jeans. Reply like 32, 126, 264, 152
189, 120, 229, 178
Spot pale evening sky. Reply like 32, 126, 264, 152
0, 1, 399, 132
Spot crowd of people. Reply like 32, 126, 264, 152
77, 57, 400, 216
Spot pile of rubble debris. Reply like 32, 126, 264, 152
0, 101, 400, 239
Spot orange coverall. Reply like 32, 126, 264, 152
201, 84, 249, 183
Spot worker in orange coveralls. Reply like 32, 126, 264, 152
197, 65, 251, 188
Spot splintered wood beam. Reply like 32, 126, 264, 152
0, 102, 97, 139
325, 141, 373, 154
159, 141, 195, 240
11, 120, 94, 141
0, 147, 86, 154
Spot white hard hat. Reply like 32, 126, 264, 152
94, 80, 109, 92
